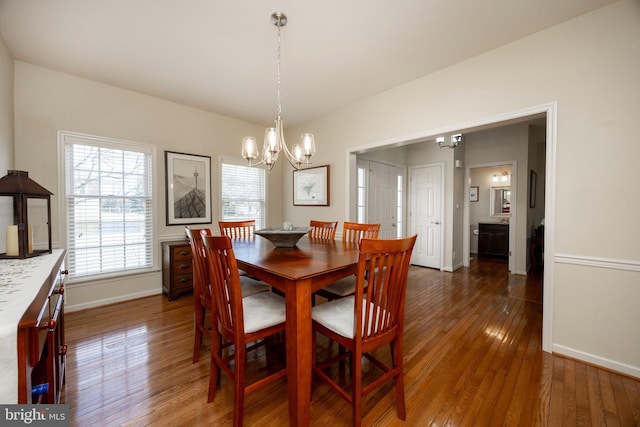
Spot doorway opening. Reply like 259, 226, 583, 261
346, 103, 555, 353
468, 163, 515, 273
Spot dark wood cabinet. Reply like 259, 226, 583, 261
16, 250, 67, 404
162, 240, 193, 300
478, 223, 509, 259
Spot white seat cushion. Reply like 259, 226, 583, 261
312, 296, 356, 338
240, 276, 270, 297
320, 276, 356, 297
242, 291, 286, 334
312, 295, 389, 339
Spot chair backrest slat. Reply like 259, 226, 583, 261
218, 220, 256, 239
309, 220, 338, 240
201, 235, 245, 340
185, 226, 212, 307
354, 235, 417, 342
343, 222, 380, 243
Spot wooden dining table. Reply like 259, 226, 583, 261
231, 235, 360, 427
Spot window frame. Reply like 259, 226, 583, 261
219, 156, 268, 229
57, 130, 158, 283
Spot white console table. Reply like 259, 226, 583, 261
0, 249, 66, 403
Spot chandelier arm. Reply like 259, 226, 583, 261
277, 117, 303, 169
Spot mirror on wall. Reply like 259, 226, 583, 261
490, 186, 511, 217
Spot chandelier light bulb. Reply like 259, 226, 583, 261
242, 137, 258, 163
264, 127, 278, 154
301, 133, 316, 160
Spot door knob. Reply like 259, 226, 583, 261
433, 221, 440, 225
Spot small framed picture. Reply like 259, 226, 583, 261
165, 151, 212, 225
293, 165, 330, 206
470, 186, 479, 202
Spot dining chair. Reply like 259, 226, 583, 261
185, 226, 269, 364
218, 220, 256, 239
314, 222, 381, 303
201, 235, 287, 427
311, 234, 417, 427
185, 226, 213, 363
308, 220, 338, 240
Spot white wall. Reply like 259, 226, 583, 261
285, 0, 640, 376
0, 35, 13, 172
0, 35, 14, 254
13, 62, 284, 311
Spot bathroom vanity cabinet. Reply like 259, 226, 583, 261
478, 223, 509, 259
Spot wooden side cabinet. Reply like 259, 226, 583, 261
478, 223, 509, 259
162, 240, 193, 300
16, 250, 68, 404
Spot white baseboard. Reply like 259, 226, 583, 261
65, 288, 163, 313
552, 344, 640, 379
451, 261, 464, 271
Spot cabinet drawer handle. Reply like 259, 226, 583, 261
43, 294, 65, 331
178, 264, 189, 269
178, 278, 190, 283
59, 344, 68, 356
39, 320, 55, 330
178, 251, 190, 256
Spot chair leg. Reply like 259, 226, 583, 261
193, 305, 206, 363
311, 331, 317, 398
392, 339, 406, 420
207, 338, 221, 403
216, 334, 223, 386
233, 345, 247, 427
352, 351, 363, 427
338, 345, 346, 374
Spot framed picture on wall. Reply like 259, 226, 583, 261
165, 151, 212, 225
293, 165, 330, 206
470, 186, 479, 202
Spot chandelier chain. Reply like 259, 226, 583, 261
276, 20, 282, 117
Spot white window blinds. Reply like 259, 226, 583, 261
62, 132, 154, 280
220, 159, 266, 229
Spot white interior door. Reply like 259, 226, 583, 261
409, 164, 442, 268
368, 161, 397, 238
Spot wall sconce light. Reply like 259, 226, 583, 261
492, 171, 511, 183
437, 134, 463, 149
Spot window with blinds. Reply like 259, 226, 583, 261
60, 131, 155, 280
220, 159, 266, 229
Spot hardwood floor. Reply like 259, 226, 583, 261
62, 258, 640, 426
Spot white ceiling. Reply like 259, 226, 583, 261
0, 0, 616, 127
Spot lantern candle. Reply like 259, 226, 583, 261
6, 225, 18, 256
28, 225, 33, 254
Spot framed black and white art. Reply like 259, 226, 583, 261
165, 151, 212, 225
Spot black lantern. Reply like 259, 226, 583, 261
0, 170, 53, 259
